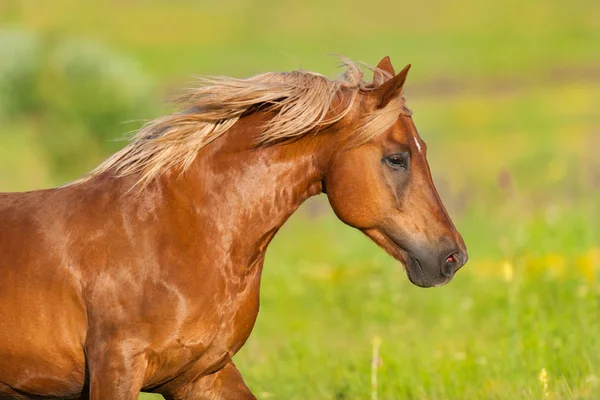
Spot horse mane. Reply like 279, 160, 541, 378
83, 58, 411, 188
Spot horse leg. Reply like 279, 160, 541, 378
85, 338, 148, 400
162, 362, 256, 400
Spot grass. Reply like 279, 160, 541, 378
237, 211, 600, 399
1, 0, 599, 398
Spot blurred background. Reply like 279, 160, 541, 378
1, 0, 599, 398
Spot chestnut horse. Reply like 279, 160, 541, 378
0, 56, 467, 399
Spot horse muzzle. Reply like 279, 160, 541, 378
405, 246, 468, 288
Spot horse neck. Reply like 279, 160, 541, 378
167, 113, 331, 270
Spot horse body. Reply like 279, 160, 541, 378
0, 112, 323, 398
0, 57, 468, 399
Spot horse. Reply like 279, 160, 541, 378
0, 56, 467, 399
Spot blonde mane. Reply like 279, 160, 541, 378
86, 58, 411, 187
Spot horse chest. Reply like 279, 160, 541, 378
174, 269, 261, 354
224, 282, 262, 349
146, 274, 261, 382
210, 272, 262, 351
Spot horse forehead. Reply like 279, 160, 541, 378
388, 116, 422, 150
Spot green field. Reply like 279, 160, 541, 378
1, 0, 599, 398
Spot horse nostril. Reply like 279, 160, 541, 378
441, 251, 461, 277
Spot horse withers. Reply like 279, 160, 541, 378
0, 56, 467, 399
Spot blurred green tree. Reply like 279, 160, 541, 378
0, 30, 158, 183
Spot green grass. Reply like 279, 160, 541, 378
239, 205, 600, 399
2, 0, 600, 398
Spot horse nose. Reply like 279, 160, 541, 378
441, 249, 468, 277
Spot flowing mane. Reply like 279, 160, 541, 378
85, 58, 412, 187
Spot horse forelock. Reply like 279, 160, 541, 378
81, 58, 411, 188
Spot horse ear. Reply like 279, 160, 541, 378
374, 63, 411, 108
372, 56, 396, 85
376, 56, 395, 76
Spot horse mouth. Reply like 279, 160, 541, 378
377, 231, 435, 287
405, 257, 432, 288
361, 228, 434, 287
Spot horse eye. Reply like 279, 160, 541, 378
384, 153, 408, 169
